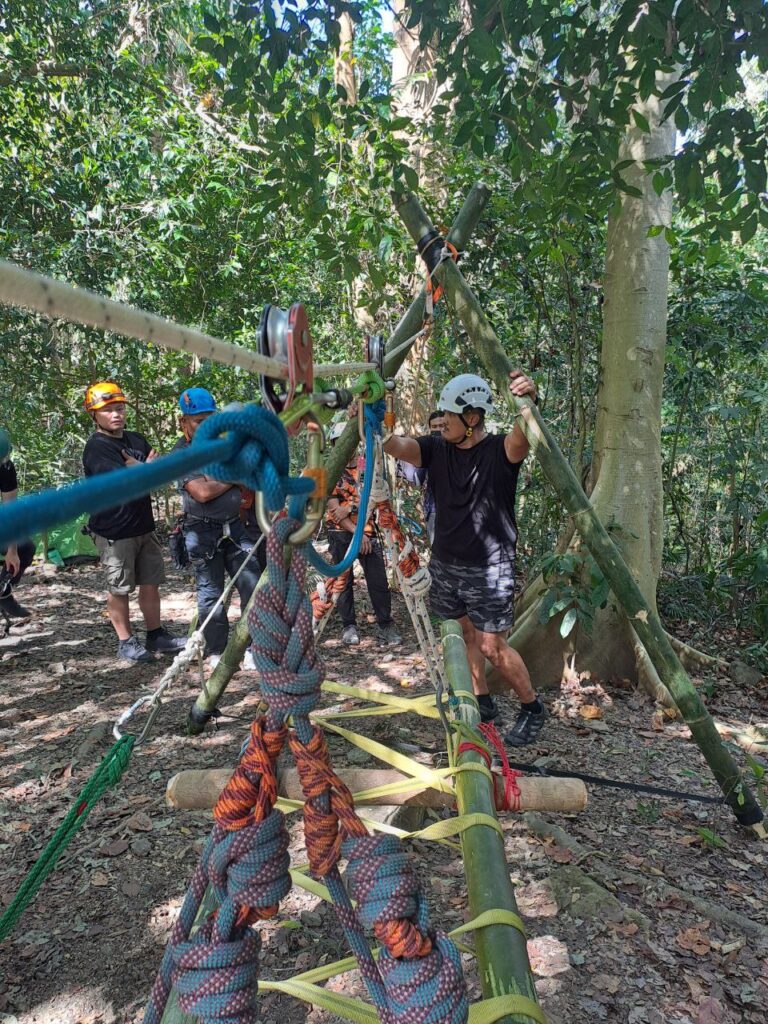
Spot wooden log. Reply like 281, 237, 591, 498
166, 765, 588, 814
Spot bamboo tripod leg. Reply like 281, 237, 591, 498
442, 621, 541, 1024
394, 190, 764, 832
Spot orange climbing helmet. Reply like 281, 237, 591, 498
84, 381, 127, 413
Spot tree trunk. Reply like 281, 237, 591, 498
513, 74, 678, 687
390, 0, 444, 430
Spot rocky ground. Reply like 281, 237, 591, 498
0, 555, 766, 1024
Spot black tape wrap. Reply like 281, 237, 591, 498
417, 229, 444, 274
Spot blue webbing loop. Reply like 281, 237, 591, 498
303, 407, 376, 578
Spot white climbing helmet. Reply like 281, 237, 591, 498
328, 421, 347, 442
438, 374, 494, 414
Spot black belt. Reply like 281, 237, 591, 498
184, 514, 240, 527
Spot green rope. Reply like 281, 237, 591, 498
0, 735, 135, 941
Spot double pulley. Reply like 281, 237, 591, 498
259, 303, 314, 435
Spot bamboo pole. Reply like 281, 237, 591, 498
188, 185, 491, 729
441, 620, 541, 1024
165, 765, 587, 813
323, 183, 491, 495
396, 191, 764, 832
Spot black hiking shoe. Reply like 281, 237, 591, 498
0, 593, 31, 619
146, 628, 187, 654
477, 694, 499, 723
377, 623, 402, 646
505, 704, 548, 747
118, 635, 154, 663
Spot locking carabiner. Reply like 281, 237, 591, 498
254, 420, 327, 544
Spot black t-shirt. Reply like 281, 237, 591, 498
82, 430, 155, 540
0, 460, 18, 494
416, 433, 521, 566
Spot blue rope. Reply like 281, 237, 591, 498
303, 405, 378, 579
0, 405, 313, 548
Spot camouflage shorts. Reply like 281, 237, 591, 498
428, 556, 515, 634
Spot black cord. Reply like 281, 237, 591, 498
503, 758, 724, 805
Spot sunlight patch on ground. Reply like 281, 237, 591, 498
15, 987, 116, 1024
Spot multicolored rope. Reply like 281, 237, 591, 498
144, 515, 468, 1024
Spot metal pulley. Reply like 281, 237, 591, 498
365, 334, 386, 377
259, 303, 314, 435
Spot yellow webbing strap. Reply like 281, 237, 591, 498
261, 978, 546, 1024
450, 908, 526, 938
469, 995, 548, 1024
319, 681, 441, 719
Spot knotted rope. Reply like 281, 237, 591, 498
458, 723, 522, 813
145, 514, 468, 1023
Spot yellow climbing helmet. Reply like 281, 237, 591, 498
84, 381, 127, 413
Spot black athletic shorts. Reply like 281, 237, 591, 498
428, 556, 516, 633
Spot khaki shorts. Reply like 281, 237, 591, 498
94, 532, 166, 595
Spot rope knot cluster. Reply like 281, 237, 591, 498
194, 405, 313, 512
290, 726, 365, 876
378, 931, 469, 1024
343, 834, 432, 957
249, 518, 324, 724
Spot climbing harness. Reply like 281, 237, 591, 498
144, 518, 469, 1024
0, 736, 134, 941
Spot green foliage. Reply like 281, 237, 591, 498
538, 551, 609, 638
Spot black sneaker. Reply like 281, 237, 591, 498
146, 628, 187, 654
478, 695, 499, 723
505, 704, 548, 747
0, 594, 31, 619
118, 635, 154, 663
377, 623, 402, 646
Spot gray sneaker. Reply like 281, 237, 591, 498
118, 635, 154, 663
342, 625, 360, 645
377, 623, 402, 646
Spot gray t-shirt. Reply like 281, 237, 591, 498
172, 436, 242, 522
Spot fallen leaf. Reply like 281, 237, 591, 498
651, 711, 665, 732
100, 838, 130, 857
516, 880, 558, 918
697, 997, 724, 1024
527, 935, 570, 977
90, 870, 110, 887
549, 846, 573, 864
677, 926, 711, 955
593, 973, 621, 994
578, 705, 603, 720
609, 921, 639, 937
125, 811, 153, 832
122, 881, 141, 898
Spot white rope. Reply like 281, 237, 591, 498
0, 260, 289, 378
113, 533, 265, 738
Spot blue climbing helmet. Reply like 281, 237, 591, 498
178, 387, 217, 415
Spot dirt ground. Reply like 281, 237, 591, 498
1, 555, 766, 1024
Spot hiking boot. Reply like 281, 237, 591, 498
243, 648, 257, 671
504, 704, 548, 747
146, 628, 187, 654
342, 625, 360, 645
477, 694, 499, 723
0, 593, 31, 619
377, 623, 402, 646
118, 635, 154, 664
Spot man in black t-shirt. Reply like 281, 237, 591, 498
0, 450, 36, 619
83, 381, 185, 664
384, 370, 547, 748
